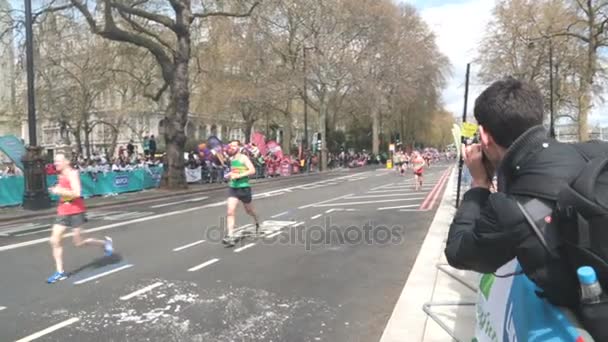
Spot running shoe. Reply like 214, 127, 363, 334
222, 236, 237, 247
46, 271, 68, 284
104, 236, 113, 256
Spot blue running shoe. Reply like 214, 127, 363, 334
104, 236, 113, 256
47, 271, 67, 284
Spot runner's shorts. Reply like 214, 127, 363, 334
414, 170, 423, 176
56, 213, 88, 228
229, 187, 252, 204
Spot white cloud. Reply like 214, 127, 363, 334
416, 0, 494, 119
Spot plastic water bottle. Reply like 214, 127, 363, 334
578, 266, 603, 304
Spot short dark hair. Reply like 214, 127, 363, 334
474, 77, 544, 148
230, 139, 241, 145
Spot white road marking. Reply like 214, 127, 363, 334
234, 243, 256, 253
0, 306, 5, 311
172, 240, 206, 252
367, 189, 424, 193
0, 223, 51, 237
346, 193, 423, 199
15, 317, 80, 342
399, 208, 430, 212
0, 175, 365, 253
85, 211, 123, 219
313, 197, 424, 207
370, 183, 396, 191
345, 209, 359, 212
120, 282, 163, 301
188, 258, 220, 272
298, 194, 354, 209
325, 209, 344, 213
103, 212, 154, 221
265, 231, 282, 239
271, 211, 289, 218
310, 214, 323, 220
15, 228, 53, 237
150, 196, 209, 208
73, 264, 134, 285
377, 204, 420, 211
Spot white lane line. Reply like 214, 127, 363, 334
370, 183, 396, 190
313, 197, 424, 207
265, 231, 282, 239
271, 211, 289, 218
399, 209, 430, 212
234, 243, 256, 253
346, 193, 423, 199
298, 194, 354, 209
120, 282, 164, 301
0, 306, 5, 311
15, 228, 53, 237
73, 264, 134, 285
188, 258, 220, 272
151, 196, 209, 208
367, 189, 424, 193
310, 214, 323, 220
172, 240, 206, 252
15, 317, 80, 342
0, 174, 364, 253
345, 209, 359, 212
0, 201, 228, 252
378, 204, 420, 211
325, 209, 343, 214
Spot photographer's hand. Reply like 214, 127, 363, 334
462, 143, 490, 189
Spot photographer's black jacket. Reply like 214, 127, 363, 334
445, 125, 588, 306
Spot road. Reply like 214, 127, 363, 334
0, 163, 452, 342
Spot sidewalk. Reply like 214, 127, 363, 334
0, 168, 342, 224
380, 168, 479, 342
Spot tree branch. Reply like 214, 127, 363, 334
192, 1, 260, 20
109, 1, 177, 32
117, 10, 176, 53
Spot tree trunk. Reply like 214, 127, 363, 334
84, 119, 91, 159
372, 104, 380, 155
73, 124, 83, 157
161, 30, 190, 189
319, 95, 328, 171
282, 100, 293, 154
108, 126, 119, 159
244, 118, 254, 144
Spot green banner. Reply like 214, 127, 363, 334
0, 176, 24, 207
0, 135, 25, 170
0, 167, 165, 207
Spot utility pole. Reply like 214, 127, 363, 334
455, 63, 470, 208
303, 46, 313, 151
549, 38, 555, 138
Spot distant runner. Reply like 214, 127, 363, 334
47, 154, 113, 284
222, 140, 261, 247
412, 151, 426, 191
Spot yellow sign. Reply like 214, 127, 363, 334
461, 122, 479, 138
386, 160, 393, 169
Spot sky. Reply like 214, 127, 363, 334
401, 0, 608, 126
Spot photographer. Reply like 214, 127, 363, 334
445, 77, 591, 308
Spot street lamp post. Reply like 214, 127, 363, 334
22, 0, 51, 210
548, 39, 556, 139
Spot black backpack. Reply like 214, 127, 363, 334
517, 141, 608, 340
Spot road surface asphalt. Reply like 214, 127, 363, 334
0, 163, 452, 342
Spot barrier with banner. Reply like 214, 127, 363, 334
475, 259, 584, 342
185, 167, 202, 183
1, 167, 164, 207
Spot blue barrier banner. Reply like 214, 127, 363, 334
0, 135, 25, 170
0, 177, 24, 206
1, 167, 165, 207
475, 259, 583, 342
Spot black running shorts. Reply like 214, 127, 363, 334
228, 187, 252, 204
55, 213, 88, 228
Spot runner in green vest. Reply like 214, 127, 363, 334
222, 140, 261, 247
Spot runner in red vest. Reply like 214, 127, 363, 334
47, 153, 113, 284
412, 151, 426, 191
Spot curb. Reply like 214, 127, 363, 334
0, 167, 368, 225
